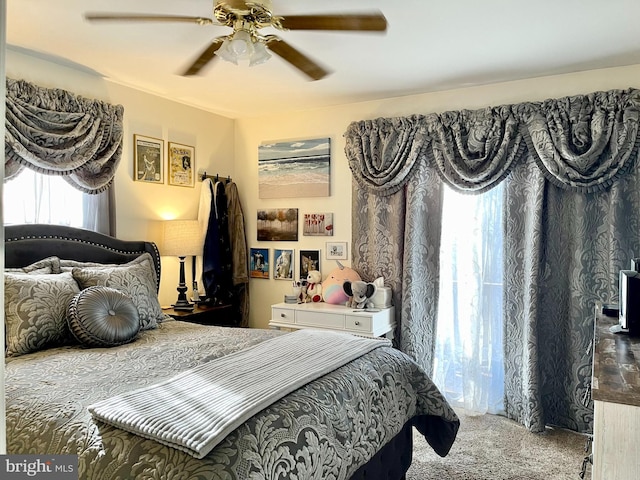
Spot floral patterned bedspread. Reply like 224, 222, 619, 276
6, 320, 459, 480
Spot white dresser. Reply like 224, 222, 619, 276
270, 302, 395, 339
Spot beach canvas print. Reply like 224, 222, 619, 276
258, 138, 330, 199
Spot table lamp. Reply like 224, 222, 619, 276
161, 219, 203, 311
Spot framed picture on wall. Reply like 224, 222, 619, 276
168, 142, 195, 187
326, 241, 348, 260
250, 247, 269, 279
273, 248, 294, 280
134, 134, 164, 184
258, 137, 331, 199
300, 250, 320, 278
257, 208, 299, 241
303, 213, 334, 236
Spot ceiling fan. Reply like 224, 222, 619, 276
85, 0, 387, 81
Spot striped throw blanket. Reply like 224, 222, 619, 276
88, 329, 391, 459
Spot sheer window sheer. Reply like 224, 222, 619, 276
3, 169, 110, 233
433, 184, 505, 414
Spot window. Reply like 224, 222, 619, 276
4, 169, 84, 227
433, 183, 505, 414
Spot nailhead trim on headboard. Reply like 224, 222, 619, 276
5, 227, 162, 291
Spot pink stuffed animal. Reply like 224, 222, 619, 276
321, 261, 362, 304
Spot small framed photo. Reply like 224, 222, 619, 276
134, 134, 164, 183
326, 241, 348, 260
303, 213, 334, 236
300, 250, 320, 279
168, 142, 195, 187
274, 249, 294, 280
250, 248, 269, 279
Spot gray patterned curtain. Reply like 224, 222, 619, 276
5, 78, 124, 194
345, 87, 640, 433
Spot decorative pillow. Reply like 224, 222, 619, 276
5, 256, 61, 275
68, 286, 140, 347
59, 255, 158, 285
71, 253, 162, 330
59, 257, 157, 280
4, 271, 80, 357
59, 259, 111, 272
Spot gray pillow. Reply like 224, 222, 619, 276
71, 253, 162, 330
68, 286, 140, 347
5, 256, 61, 275
4, 271, 80, 357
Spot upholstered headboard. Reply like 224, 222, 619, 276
4, 224, 161, 291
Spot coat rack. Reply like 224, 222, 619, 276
200, 171, 232, 183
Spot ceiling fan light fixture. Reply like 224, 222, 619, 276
229, 29, 254, 57
249, 40, 271, 66
216, 29, 271, 67
214, 38, 239, 64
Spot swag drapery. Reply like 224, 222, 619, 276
4, 78, 124, 234
345, 88, 640, 433
5, 78, 124, 193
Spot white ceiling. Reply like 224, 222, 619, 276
7, 0, 640, 119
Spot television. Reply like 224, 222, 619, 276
617, 268, 640, 336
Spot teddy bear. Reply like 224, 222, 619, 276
304, 270, 323, 303
343, 280, 377, 309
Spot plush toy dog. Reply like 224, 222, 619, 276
343, 280, 377, 309
305, 270, 323, 303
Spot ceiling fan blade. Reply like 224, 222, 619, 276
85, 13, 214, 25
279, 12, 387, 32
181, 38, 226, 76
265, 37, 329, 81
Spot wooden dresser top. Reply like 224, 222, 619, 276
592, 308, 640, 406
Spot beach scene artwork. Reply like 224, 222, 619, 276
258, 138, 330, 199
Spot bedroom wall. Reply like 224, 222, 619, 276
5, 46, 640, 330
235, 63, 640, 329
5, 48, 236, 306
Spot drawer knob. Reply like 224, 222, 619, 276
355, 321, 360, 326
281, 313, 286, 318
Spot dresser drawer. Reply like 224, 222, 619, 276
345, 315, 372, 333
272, 307, 295, 325
269, 302, 395, 339
296, 310, 344, 329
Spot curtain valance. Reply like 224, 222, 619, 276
5, 78, 124, 194
344, 115, 430, 196
345, 88, 640, 195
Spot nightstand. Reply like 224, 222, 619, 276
164, 303, 234, 326
270, 302, 395, 339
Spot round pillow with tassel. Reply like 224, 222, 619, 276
68, 286, 140, 347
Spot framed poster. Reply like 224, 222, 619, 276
300, 249, 320, 278
250, 248, 269, 279
303, 213, 333, 236
258, 137, 330, 199
273, 248, 294, 280
168, 142, 195, 187
326, 241, 348, 260
134, 134, 164, 183
257, 208, 299, 241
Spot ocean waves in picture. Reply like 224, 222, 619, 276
259, 156, 329, 187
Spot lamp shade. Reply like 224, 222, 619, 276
161, 220, 203, 257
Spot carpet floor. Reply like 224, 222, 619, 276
407, 409, 591, 480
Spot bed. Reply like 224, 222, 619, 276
4, 224, 459, 480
